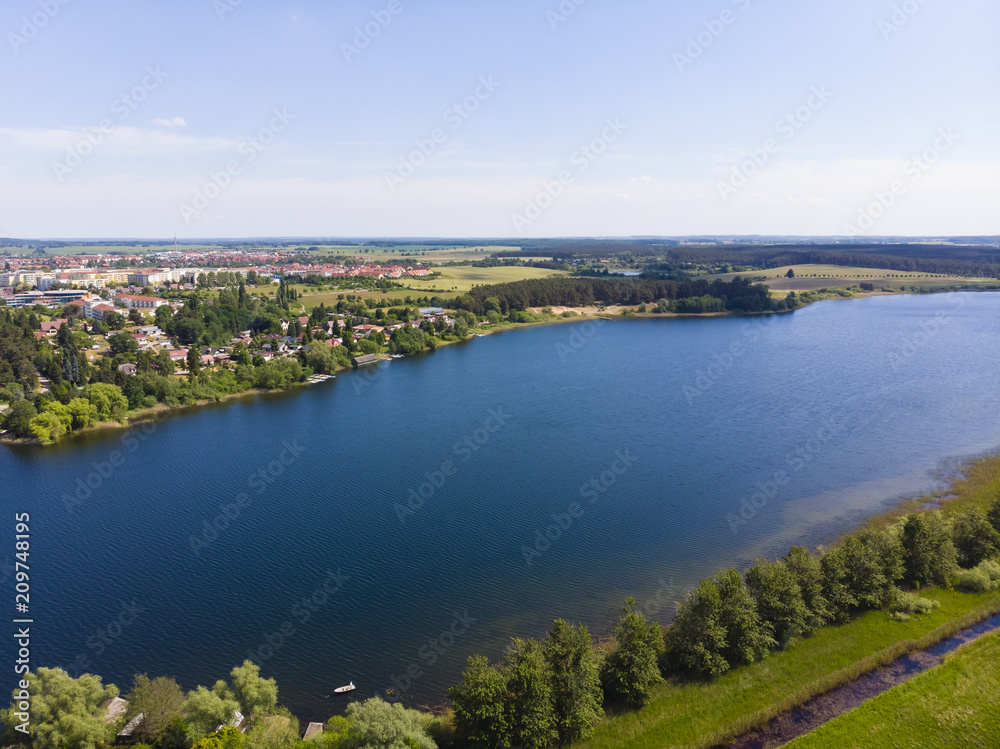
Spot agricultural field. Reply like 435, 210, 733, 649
789, 630, 1000, 749
295, 264, 568, 308
706, 264, 994, 292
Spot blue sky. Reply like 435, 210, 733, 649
1, 0, 997, 238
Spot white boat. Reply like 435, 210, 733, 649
333, 682, 355, 693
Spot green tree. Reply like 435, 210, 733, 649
187, 347, 202, 379
124, 376, 145, 410
665, 578, 729, 678
449, 655, 510, 749
504, 639, 557, 749
542, 620, 603, 745
900, 512, 957, 587
988, 495, 1000, 535
67, 397, 99, 429
600, 597, 664, 707
105, 311, 126, 330
108, 332, 139, 357
183, 681, 240, 742
3, 399, 38, 437
744, 558, 808, 647
953, 508, 1000, 568
782, 546, 832, 629
230, 660, 277, 719
341, 697, 435, 749
30, 410, 67, 444
820, 545, 857, 623
86, 383, 128, 423
126, 674, 187, 744
840, 529, 904, 611
785, 268, 795, 278
0, 667, 119, 749
714, 568, 774, 667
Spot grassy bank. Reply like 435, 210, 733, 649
572, 590, 1000, 749
788, 630, 1000, 748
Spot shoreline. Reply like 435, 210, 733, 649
4, 286, 994, 450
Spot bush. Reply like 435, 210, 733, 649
888, 611, 911, 622
955, 567, 997, 593
889, 591, 940, 616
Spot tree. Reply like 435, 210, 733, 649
341, 697, 436, 749
108, 332, 139, 356
820, 545, 857, 623
126, 674, 187, 744
744, 558, 808, 647
542, 620, 603, 745
0, 667, 119, 749
183, 681, 240, 742
105, 311, 126, 330
86, 383, 128, 422
505, 639, 557, 749
230, 661, 277, 719
600, 597, 664, 707
124, 374, 145, 410
67, 397, 99, 430
3, 399, 37, 438
665, 578, 729, 678
952, 508, 1000, 568
782, 546, 832, 629
988, 495, 1000, 535
449, 655, 510, 749
785, 268, 795, 278
714, 568, 774, 667
128, 309, 145, 325
30, 410, 68, 444
839, 529, 904, 611
900, 512, 957, 587
187, 347, 202, 379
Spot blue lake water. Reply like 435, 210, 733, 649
3, 292, 1000, 721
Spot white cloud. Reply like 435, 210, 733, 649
152, 117, 187, 128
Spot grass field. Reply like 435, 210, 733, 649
295, 265, 568, 308
707, 264, 992, 293
788, 631, 1000, 748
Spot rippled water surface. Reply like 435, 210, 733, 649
4, 292, 1000, 720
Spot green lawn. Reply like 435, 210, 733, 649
572, 589, 1000, 749
788, 630, 1000, 749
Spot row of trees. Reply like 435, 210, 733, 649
451, 277, 776, 316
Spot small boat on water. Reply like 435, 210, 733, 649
333, 682, 355, 694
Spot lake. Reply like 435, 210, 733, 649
4, 292, 1000, 721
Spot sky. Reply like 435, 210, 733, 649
0, 0, 997, 239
